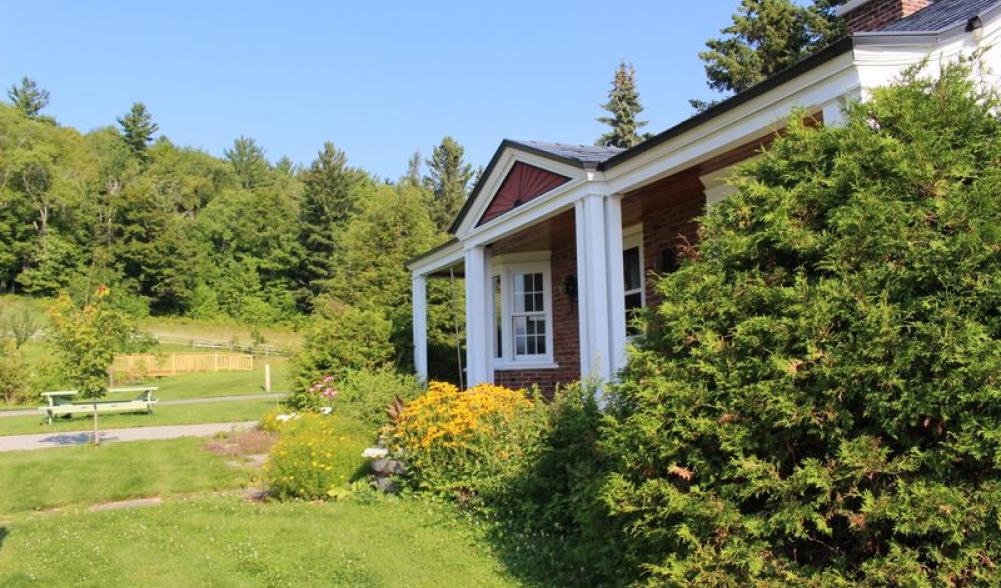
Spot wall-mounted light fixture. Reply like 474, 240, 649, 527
562, 274, 578, 302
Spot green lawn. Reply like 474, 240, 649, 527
134, 359, 292, 400
0, 399, 280, 436
0, 417, 521, 587
1, 359, 290, 413
0, 437, 245, 514
0, 497, 519, 587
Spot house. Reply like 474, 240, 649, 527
407, 0, 1001, 392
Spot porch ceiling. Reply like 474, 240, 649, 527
487, 209, 575, 256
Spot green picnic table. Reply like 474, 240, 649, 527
38, 386, 159, 424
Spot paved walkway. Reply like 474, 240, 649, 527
0, 421, 258, 452
0, 392, 287, 418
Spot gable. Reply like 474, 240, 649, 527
477, 162, 571, 226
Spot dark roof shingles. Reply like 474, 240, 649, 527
509, 140, 624, 167
879, 0, 1000, 32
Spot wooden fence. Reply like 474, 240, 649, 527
112, 352, 255, 378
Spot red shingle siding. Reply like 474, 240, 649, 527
843, 0, 931, 33
493, 227, 581, 396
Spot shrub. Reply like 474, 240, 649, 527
0, 340, 31, 405
0, 300, 42, 348
264, 413, 372, 500
602, 62, 1001, 585
389, 381, 546, 502
334, 368, 422, 427
291, 303, 394, 392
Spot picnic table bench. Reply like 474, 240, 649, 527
38, 387, 159, 424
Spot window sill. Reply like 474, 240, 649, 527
492, 361, 559, 372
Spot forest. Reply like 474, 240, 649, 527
0, 84, 470, 377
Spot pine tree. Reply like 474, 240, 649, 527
295, 141, 364, 306
404, 150, 422, 186
117, 102, 159, 161
224, 136, 270, 189
7, 77, 50, 118
597, 62, 649, 149
692, 0, 843, 110
423, 137, 473, 232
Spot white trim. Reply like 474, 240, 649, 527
412, 275, 428, 381
493, 361, 559, 371
489, 256, 556, 369
407, 239, 463, 276
464, 246, 491, 385
622, 223, 645, 324
700, 166, 742, 212
576, 194, 612, 380
604, 195, 627, 378
835, 0, 871, 17
604, 52, 859, 193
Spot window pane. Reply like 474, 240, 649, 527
514, 316, 527, 337
623, 247, 641, 291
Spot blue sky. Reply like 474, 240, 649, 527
1, 1, 740, 179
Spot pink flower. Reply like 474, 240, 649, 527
323, 375, 334, 383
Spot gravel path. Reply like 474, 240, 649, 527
0, 392, 287, 418
0, 421, 258, 452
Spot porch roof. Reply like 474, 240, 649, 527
421, 0, 1001, 267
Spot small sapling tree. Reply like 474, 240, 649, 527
47, 286, 134, 444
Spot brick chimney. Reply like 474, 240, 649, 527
836, 0, 933, 33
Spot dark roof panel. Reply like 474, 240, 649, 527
880, 0, 1000, 32
508, 141, 624, 167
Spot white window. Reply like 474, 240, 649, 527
489, 255, 555, 369
623, 226, 645, 336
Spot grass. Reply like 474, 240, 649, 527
0, 398, 280, 436
0, 497, 519, 587
0, 417, 519, 587
127, 359, 292, 400
0, 438, 246, 514
1, 356, 291, 412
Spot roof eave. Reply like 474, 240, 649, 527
596, 36, 855, 171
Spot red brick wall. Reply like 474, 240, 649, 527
843, 0, 931, 33
642, 191, 705, 309
494, 228, 581, 396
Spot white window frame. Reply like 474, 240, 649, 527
622, 224, 645, 336
489, 252, 556, 370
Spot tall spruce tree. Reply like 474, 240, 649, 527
423, 137, 473, 232
224, 136, 270, 189
7, 77, 50, 119
597, 62, 649, 149
692, 0, 843, 110
404, 150, 422, 186
117, 102, 159, 162
295, 141, 363, 306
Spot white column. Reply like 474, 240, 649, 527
411, 274, 428, 382
604, 195, 627, 377
464, 245, 491, 386
574, 202, 592, 378
575, 194, 612, 382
